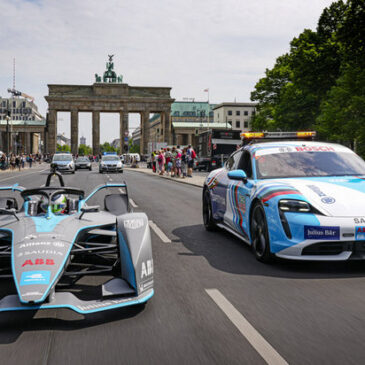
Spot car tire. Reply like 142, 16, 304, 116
99, 170, 102, 174
72, 170, 75, 174
89, 167, 92, 171
203, 189, 217, 231
250, 202, 273, 263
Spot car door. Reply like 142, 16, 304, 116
222, 150, 244, 229
224, 150, 253, 240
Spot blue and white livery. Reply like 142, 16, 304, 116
203, 139, 365, 262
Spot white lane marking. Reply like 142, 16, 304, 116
0, 169, 48, 182
129, 198, 138, 208
148, 220, 171, 243
205, 289, 288, 365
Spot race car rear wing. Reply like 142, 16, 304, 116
241, 131, 316, 145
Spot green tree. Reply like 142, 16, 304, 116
56, 144, 71, 152
78, 144, 92, 155
100, 142, 118, 154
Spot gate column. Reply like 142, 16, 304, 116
119, 110, 129, 155
71, 109, 79, 156
163, 110, 172, 145
140, 110, 150, 155
47, 109, 57, 154
92, 111, 100, 156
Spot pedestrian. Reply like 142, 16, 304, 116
175, 150, 182, 177
187, 144, 196, 177
10, 154, 16, 170
21, 154, 25, 169
28, 154, 33, 168
157, 150, 165, 175
171, 147, 176, 177
15, 155, 21, 171
165, 148, 173, 176
152, 151, 157, 173
181, 148, 187, 178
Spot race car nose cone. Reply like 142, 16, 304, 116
12, 236, 70, 304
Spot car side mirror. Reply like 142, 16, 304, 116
79, 205, 100, 219
0, 208, 19, 221
227, 169, 247, 182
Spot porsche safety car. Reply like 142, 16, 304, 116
203, 132, 365, 262
0, 170, 153, 314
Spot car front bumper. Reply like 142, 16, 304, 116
273, 214, 365, 261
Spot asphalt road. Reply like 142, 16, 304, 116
1, 165, 365, 365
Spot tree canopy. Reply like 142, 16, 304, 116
250, 0, 365, 152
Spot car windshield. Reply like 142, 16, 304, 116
255, 151, 365, 179
76, 157, 89, 162
102, 156, 119, 161
53, 155, 72, 162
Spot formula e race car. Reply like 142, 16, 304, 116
203, 131, 365, 262
0, 171, 153, 314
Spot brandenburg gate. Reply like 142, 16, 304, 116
45, 56, 174, 155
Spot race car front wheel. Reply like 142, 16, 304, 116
203, 189, 217, 231
250, 203, 273, 263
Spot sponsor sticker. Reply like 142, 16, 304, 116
321, 196, 336, 204
355, 226, 365, 241
124, 219, 144, 230
141, 259, 153, 279
304, 226, 340, 240
20, 271, 51, 286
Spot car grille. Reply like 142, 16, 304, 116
302, 241, 365, 258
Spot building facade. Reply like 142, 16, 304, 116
213, 103, 257, 131
0, 96, 46, 154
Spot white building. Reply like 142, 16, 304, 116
213, 103, 257, 131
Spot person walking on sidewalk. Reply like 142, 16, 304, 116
28, 154, 33, 168
186, 145, 196, 177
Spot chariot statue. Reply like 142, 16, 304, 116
95, 55, 123, 83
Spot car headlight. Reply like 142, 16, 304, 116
279, 199, 311, 213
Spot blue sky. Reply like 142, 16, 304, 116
0, 0, 333, 144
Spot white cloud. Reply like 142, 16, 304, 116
0, 0, 333, 142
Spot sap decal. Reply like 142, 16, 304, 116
304, 226, 340, 240
17, 250, 63, 258
124, 219, 144, 230
22, 258, 55, 267
355, 227, 365, 241
141, 259, 153, 279
20, 271, 51, 286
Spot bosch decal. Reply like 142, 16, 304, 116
304, 226, 340, 240
295, 146, 335, 152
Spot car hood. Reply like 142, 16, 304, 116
102, 161, 120, 164
256, 176, 365, 217
54, 161, 72, 165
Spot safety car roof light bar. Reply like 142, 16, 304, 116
241, 131, 316, 140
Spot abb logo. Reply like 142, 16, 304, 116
22, 259, 55, 267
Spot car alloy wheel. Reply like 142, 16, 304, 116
250, 203, 272, 263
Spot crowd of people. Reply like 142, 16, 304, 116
0, 153, 45, 171
150, 145, 196, 178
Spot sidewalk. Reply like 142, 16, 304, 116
124, 166, 205, 188
0, 163, 45, 174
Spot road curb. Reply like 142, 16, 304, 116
124, 167, 204, 188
